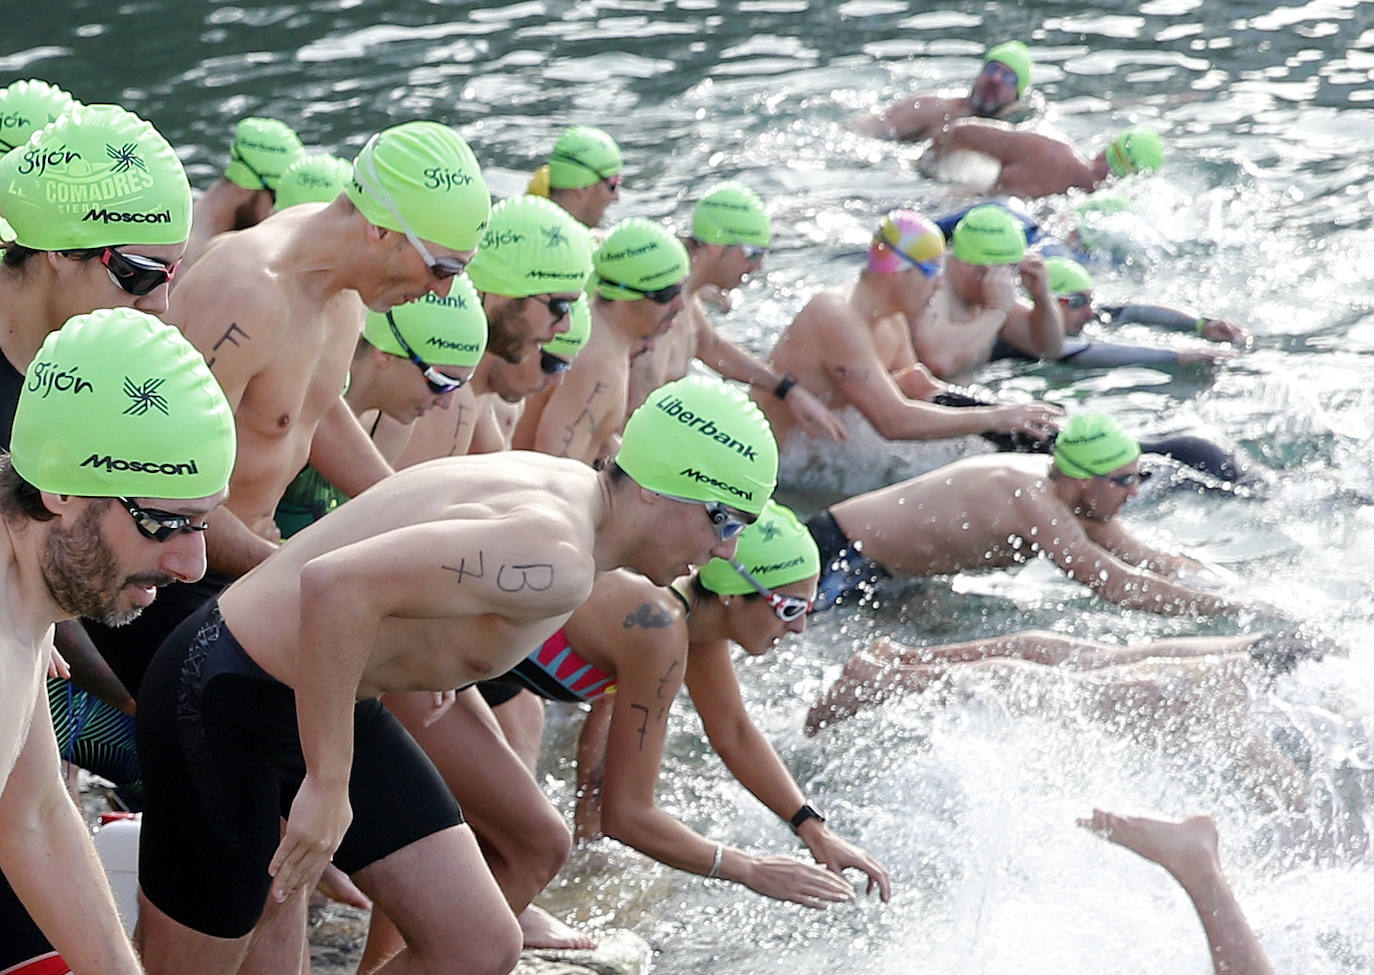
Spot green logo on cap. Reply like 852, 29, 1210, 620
106, 143, 148, 175
122, 377, 169, 416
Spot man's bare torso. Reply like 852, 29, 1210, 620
0, 542, 53, 790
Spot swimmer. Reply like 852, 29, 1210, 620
0, 78, 76, 153
132, 376, 779, 975
272, 151, 352, 211
183, 116, 304, 268
806, 412, 1248, 616
1080, 810, 1277, 975
917, 204, 1065, 378
853, 41, 1035, 142
933, 121, 1165, 199
754, 208, 1061, 458
0, 308, 234, 975
626, 181, 845, 442
513, 217, 689, 466
528, 124, 623, 228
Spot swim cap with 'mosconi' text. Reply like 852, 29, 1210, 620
698, 500, 820, 595
224, 116, 303, 192
363, 276, 489, 368
594, 218, 690, 300
616, 375, 778, 516
1053, 412, 1141, 479
346, 121, 491, 253
692, 181, 771, 247
12, 307, 236, 499
0, 78, 77, 152
465, 195, 593, 299
0, 103, 191, 251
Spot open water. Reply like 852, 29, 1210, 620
10, 0, 1374, 971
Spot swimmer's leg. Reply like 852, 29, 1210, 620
1078, 810, 1276, 975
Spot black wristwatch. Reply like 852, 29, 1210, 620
789, 802, 826, 834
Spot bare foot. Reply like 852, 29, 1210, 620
519, 904, 597, 951
1078, 808, 1220, 881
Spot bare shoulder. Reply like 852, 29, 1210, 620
570, 569, 687, 660
168, 225, 293, 340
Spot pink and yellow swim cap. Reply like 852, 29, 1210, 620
867, 209, 944, 274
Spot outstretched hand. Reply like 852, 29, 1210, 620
269, 774, 352, 904
741, 852, 858, 908
802, 826, 892, 901
787, 385, 847, 443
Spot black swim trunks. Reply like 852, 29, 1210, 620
137, 599, 463, 940
806, 509, 891, 612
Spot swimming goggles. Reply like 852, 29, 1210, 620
656, 492, 753, 541
539, 349, 571, 375
386, 311, 468, 394
119, 498, 208, 543
599, 278, 683, 304
730, 560, 813, 622
97, 247, 180, 296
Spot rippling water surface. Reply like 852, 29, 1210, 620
13, 1, 1374, 971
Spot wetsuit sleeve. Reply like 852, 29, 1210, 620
1099, 304, 1198, 331
1055, 340, 1181, 367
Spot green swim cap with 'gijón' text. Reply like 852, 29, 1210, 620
346, 121, 491, 253
363, 276, 488, 368
465, 195, 592, 299
1053, 412, 1140, 479
1106, 126, 1165, 177
698, 500, 820, 595
0, 103, 192, 251
548, 125, 623, 191
543, 294, 592, 361
1046, 256, 1094, 296
692, 181, 772, 247
951, 204, 1027, 266
0, 78, 77, 152
274, 152, 352, 211
224, 117, 303, 193
12, 307, 236, 499
594, 218, 690, 300
984, 42, 1033, 97
616, 375, 778, 516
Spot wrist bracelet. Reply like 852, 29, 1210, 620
705, 843, 724, 879
1195, 317, 1209, 335
774, 375, 797, 400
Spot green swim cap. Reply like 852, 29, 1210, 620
12, 308, 236, 499
0, 104, 192, 251
346, 121, 491, 252
1106, 126, 1165, 177
465, 195, 593, 299
1053, 412, 1140, 479
363, 276, 488, 368
951, 204, 1027, 266
272, 152, 350, 211
0, 79, 77, 152
1046, 256, 1094, 296
984, 42, 1033, 97
594, 218, 690, 300
548, 126, 622, 190
616, 375, 778, 516
692, 181, 772, 247
698, 500, 819, 595
543, 294, 591, 361
224, 117, 303, 192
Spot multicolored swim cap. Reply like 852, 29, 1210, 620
1045, 256, 1094, 296
346, 121, 491, 252
363, 276, 488, 368
1106, 126, 1165, 177
224, 117, 303, 192
12, 308, 236, 499
616, 375, 779, 516
868, 209, 944, 274
984, 42, 1033, 97
594, 218, 690, 300
0, 104, 192, 251
0, 79, 77, 152
465, 195, 592, 299
951, 204, 1027, 266
543, 294, 591, 361
1053, 412, 1140, 479
548, 126, 623, 190
273, 152, 351, 211
692, 181, 771, 247
698, 500, 820, 595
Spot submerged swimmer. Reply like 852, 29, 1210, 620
853, 41, 1035, 142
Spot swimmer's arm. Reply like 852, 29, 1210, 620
1023, 499, 1240, 615
1102, 304, 1252, 348
308, 396, 395, 496
1050, 340, 1183, 368
686, 639, 891, 899
850, 96, 944, 142
933, 117, 1019, 159
1083, 518, 1207, 577
204, 506, 280, 578
910, 300, 1012, 379
531, 358, 616, 466
699, 326, 846, 442
1000, 257, 1065, 359
0, 687, 143, 974
54, 620, 135, 715
169, 277, 285, 413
